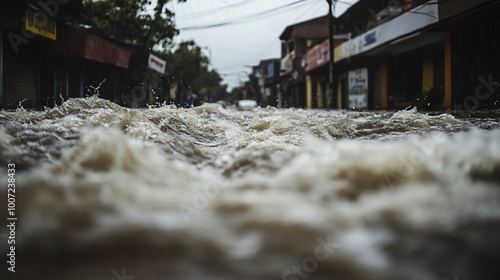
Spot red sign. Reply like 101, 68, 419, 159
305, 40, 330, 72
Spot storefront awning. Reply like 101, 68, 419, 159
305, 40, 330, 72
63, 26, 131, 68
334, 0, 440, 63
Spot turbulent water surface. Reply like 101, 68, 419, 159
1, 97, 500, 280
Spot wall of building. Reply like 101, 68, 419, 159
1, 1, 165, 110
448, 1, 500, 110
1, 31, 39, 109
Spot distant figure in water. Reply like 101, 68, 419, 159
182, 94, 201, 108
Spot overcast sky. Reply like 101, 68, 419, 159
165, 0, 358, 90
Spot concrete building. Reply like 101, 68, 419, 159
279, 16, 330, 108
304, 34, 349, 109
0, 0, 169, 109
260, 59, 281, 108
331, 0, 500, 110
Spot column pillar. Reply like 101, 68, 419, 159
306, 74, 313, 109
381, 57, 389, 109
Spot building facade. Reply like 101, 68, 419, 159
304, 34, 349, 109
279, 16, 330, 108
261, 59, 281, 108
0, 0, 169, 109
332, 0, 500, 110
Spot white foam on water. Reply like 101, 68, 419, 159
1, 97, 499, 280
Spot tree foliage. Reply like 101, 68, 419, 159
83, 1, 228, 103
166, 41, 227, 102
83, 0, 186, 49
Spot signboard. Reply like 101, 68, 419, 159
84, 34, 131, 68
348, 68, 368, 109
26, 9, 57, 40
305, 40, 330, 72
337, 0, 440, 61
148, 54, 166, 74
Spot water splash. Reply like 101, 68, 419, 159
1, 97, 499, 280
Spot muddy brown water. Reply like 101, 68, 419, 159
1, 97, 499, 280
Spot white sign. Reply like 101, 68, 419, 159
340, 0, 440, 60
348, 68, 368, 109
148, 54, 166, 74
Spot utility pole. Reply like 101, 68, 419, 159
326, 0, 335, 109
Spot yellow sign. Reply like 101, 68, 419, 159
26, 9, 57, 40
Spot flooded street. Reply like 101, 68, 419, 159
1, 97, 500, 280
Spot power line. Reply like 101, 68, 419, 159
217, 1, 324, 76
213, 0, 335, 86
220, 71, 251, 76
176, 0, 260, 20
214, 1, 325, 87
217, 59, 262, 70
178, 0, 322, 31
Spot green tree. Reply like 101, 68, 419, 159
83, 0, 186, 49
194, 68, 228, 102
166, 41, 227, 104
166, 41, 206, 102
83, 2, 228, 105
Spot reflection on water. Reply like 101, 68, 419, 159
1, 97, 499, 280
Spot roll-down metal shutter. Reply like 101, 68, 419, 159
3, 45, 38, 108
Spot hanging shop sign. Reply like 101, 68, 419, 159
148, 54, 166, 74
305, 40, 330, 72
26, 8, 57, 40
339, 0, 439, 60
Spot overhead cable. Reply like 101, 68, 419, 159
178, 0, 321, 30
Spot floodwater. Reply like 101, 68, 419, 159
1, 96, 499, 280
